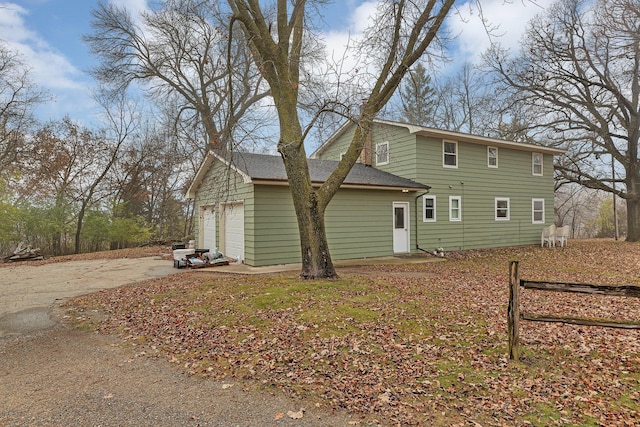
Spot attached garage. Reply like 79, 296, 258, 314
223, 201, 244, 262
186, 151, 429, 266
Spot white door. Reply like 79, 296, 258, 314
224, 202, 245, 262
201, 206, 216, 250
393, 202, 410, 254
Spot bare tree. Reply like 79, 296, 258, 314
20, 92, 136, 254
554, 184, 603, 237
72, 92, 138, 254
0, 43, 47, 173
85, 0, 271, 152
21, 118, 101, 255
228, 0, 455, 278
485, 0, 640, 241
431, 62, 500, 135
109, 118, 191, 242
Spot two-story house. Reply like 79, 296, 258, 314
186, 119, 565, 266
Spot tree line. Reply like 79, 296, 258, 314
0, 91, 195, 255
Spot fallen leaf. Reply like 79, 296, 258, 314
378, 392, 391, 403
287, 408, 304, 419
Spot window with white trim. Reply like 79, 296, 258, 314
495, 197, 510, 221
423, 195, 436, 222
532, 152, 543, 176
449, 196, 461, 221
488, 146, 498, 168
532, 199, 545, 224
443, 140, 458, 168
376, 141, 389, 165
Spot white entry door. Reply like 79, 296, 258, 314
201, 205, 216, 250
393, 202, 410, 254
224, 201, 245, 262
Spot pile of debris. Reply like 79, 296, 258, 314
3, 243, 44, 263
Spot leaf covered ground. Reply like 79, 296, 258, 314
67, 240, 640, 426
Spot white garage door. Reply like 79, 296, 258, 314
224, 202, 244, 262
201, 206, 216, 250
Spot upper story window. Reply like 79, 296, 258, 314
376, 141, 389, 165
488, 146, 498, 168
532, 199, 545, 224
532, 152, 543, 176
443, 140, 458, 168
449, 196, 461, 221
495, 197, 510, 221
423, 195, 436, 222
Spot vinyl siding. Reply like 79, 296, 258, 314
414, 135, 555, 251
315, 123, 419, 181
314, 127, 357, 160
369, 123, 418, 180
192, 160, 256, 265
252, 185, 418, 266
252, 185, 300, 265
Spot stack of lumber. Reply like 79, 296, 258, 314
3, 243, 44, 262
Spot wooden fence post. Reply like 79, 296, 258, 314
508, 260, 520, 361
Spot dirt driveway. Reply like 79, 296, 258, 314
0, 257, 356, 426
0, 257, 174, 339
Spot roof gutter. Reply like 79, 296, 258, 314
250, 179, 427, 192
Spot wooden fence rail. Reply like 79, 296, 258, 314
507, 260, 640, 360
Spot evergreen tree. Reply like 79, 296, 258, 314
398, 63, 436, 125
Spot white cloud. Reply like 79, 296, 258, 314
446, 0, 553, 65
0, 2, 99, 123
318, 1, 382, 88
0, 2, 84, 92
319, 0, 550, 81
0, 1, 153, 125
322, 1, 378, 64
109, 0, 148, 15
348, 1, 379, 34
108, 0, 150, 29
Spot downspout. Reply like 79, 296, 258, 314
415, 191, 439, 256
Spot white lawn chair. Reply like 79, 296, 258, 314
541, 224, 556, 247
555, 225, 570, 247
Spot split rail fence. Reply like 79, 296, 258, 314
507, 260, 640, 360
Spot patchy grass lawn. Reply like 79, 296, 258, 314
68, 240, 640, 426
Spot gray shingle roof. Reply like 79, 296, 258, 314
228, 152, 429, 190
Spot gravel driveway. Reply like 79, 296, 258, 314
0, 257, 357, 426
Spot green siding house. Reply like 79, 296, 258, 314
186, 119, 565, 266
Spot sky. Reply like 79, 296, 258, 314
1, 0, 552, 127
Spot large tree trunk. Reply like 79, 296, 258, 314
628, 197, 640, 242
291, 185, 335, 279
627, 171, 640, 242
278, 106, 337, 279
228, 0, 454, 279
74, 201, 88, 254
280, 153, 337, 279
626, 129, 640, 241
